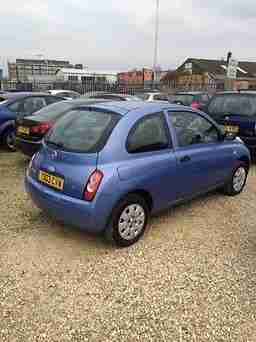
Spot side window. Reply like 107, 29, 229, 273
127, 113, 170, 153
22, 97, 47, 115
201, 94, 209, 103
8, 101, 23, 113
46, 96, 62, 105
153, 94, 169, 101
169, 111, 219, 147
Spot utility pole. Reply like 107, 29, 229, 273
153, 0, 160, 88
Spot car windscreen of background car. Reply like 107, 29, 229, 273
33, 101, 74, 121
46, 109, 121, 153
170, 95, 194, 106
208, 94, 256, 117
137, 93, 150, 100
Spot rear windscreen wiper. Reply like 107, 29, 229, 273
44, 140, 64, 149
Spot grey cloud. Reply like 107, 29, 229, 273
1, 0, 256, 71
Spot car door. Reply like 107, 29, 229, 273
119, 112, 179, 211
167, 110, 234, 199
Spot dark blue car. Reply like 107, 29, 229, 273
0, 92, 64, 150
25, 102, 250, 246
204, 91, 256, 156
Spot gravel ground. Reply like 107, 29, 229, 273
0, 151, 256, 342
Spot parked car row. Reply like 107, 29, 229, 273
0, 92, 64, 150
0, 89, 253, 247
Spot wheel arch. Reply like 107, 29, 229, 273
238, 155, 250, 171
0, 120, 15, 143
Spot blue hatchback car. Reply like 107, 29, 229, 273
25, 102, 250, 246
0, 92, 63, 150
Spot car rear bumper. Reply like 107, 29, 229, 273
15, 137, 41, 157
25, 174, 106, 233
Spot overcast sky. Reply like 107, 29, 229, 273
1, 0, 256, 72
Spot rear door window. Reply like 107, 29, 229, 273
208, 94, 256, 117
46, 109, 121, 153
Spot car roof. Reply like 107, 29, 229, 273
174, 92, 207, 95
56, 98, 112, 106
50, 89, 78, 94
215, 91, 256, 95
0, 92, 53, 100
90, 93, 138, 98
81, 101, 189, 116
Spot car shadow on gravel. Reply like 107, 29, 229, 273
26, 210, 114, 252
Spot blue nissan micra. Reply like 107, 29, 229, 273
25, 102, 250, 246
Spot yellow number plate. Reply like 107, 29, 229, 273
18, 126, 30, 135
39, 171, 64, 191
224, 125, 239, 134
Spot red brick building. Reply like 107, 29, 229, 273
118, 68, 154, 86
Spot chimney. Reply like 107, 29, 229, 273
227, 51, 232, 65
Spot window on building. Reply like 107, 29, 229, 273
68, 75, 78, 81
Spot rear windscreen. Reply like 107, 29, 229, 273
32, 101, 74, 121
170, 94, 194, 106
45, 109, 121, 153
136, 93, 150, 100
208, 94, 256, 117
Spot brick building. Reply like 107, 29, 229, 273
118, 68, 154, 87
161, 58, 256, 93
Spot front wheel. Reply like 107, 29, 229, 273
3, 129, 16, 151
223, 164, 248, 196
105, 194, 149, 247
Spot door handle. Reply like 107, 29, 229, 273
180, 155, 191, 163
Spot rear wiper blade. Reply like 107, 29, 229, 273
45, 140, 64, 148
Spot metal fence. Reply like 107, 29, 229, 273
0, 80, 161, 95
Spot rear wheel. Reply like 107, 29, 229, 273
3, 128, 16, 151
105, 194, 149, 247
223, 164, 248, 196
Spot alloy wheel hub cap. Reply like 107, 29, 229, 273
118, 204, 146, 241
233, 167, 246, 192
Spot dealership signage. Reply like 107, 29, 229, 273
227, 59, 238, 79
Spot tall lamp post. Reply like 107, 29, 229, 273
153, 0, 160, 88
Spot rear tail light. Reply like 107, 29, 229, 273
83, 170, 104, 201
31, 122, 53, 135
191, 102, 200, 109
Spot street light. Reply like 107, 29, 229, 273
153, 0, 160, 87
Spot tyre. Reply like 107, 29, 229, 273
3, 128, 16, 151
223, 163, 248, 196
105, 194, 149, 247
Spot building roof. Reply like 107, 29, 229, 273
57, 68, 118, 76
177, 58, 256, 79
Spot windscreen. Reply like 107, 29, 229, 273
32, 101, 74, 121
208, 94, 256, 117
136, 93, 150, 100
170, 94, 194, 106
45, 109, 121, 153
